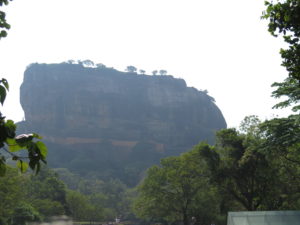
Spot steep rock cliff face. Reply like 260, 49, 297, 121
19, 63, 226, 186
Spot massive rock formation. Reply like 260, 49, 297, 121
18, 62, 226, 186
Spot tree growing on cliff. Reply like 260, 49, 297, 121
81, 59, 95, 67
152, 70, 158, 75
96, 63, 106, 68
139, 69, 146, 75
159, 69, 167, 75
125, 65, 137, 73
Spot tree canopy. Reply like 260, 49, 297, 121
259, 0, 300, 182
134, 147, 224, 225
159, 70, 167, 75
263, 0, 300, 111
125, 65, 137, 73
199, 118, 299, 211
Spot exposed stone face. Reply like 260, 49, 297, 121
19, 63, 226, 185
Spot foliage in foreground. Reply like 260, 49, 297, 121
133, 146, 225, 225
261, 0, 300, 163
0, 0, 47, 176
260, 0, 300, 189
201, 116, 300, 211
134, 115, 300, 225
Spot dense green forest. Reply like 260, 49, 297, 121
1, 0, 300, 225
0, 166, 137, 224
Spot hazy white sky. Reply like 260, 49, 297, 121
0, 0, 291, 127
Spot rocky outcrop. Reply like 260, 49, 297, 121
19, 62, 226, 186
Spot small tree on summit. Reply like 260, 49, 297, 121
152, 70, 158, 75
139, 69, 146, 75
96, 63, 106, 68
159, 70, 167, 75
82, 60, 95, 67
125, 66, 137, 73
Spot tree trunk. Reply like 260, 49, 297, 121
183, 212, 189, 225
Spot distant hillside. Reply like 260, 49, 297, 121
18, 62, 226, 186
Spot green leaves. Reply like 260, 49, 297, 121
5, 135, 48, 174
134, 149, 216, 225
36, 141, 47, 159
4, 120, 16, 138
261, 3, 300, 202
0, 85, 6, 105
4, 132, 47, 174
0, 0, 13, 7
0, 3, 48, 177
0, 78, 8, 105
0, 77, 48, 176
263, 0, 300, 112
0, 1, 13, 39
17, 160, 28, 173
6, 138, 22, 152
1, 78, 8, 90
199, 124, 291, 211
6, 133, 43, 151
